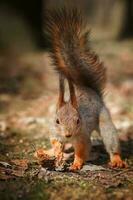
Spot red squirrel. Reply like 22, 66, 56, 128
44, 8, 127, 170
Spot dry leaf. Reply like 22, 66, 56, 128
0, 167, 15, 180
34, 149, 50, 161
11, 169, 25, 177
0, 161, 12, 168
11, 159, 29, 168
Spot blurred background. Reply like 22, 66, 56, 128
0, 1, 133, 199
0, 0, 132, 96
0, 0, 132, 132
0, 0, 133, 51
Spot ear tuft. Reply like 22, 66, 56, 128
57, 74, 65, 109
68, 80, 77, 109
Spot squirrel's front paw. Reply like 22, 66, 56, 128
109, 153, 127, 168
68, 162, 82, 171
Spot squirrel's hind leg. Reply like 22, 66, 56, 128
99, 106, 127, 168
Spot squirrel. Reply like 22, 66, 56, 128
44, 8, 127, 170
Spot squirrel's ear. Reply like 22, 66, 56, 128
68, 80, 77, 109
57, 74, 65, 110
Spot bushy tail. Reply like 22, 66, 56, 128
45, 7, 106, 96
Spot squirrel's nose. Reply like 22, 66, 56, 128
65, 134, 72, 138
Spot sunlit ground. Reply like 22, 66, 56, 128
0, 33, 133, 199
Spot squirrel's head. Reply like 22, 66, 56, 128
55, 102, 81, 139
55, 77, 81, 139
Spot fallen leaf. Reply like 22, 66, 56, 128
38, 167, 51, 182
11, 159, 29, 168
0, 161, 12, 168
34, 149, 50, 161
0, 167, 15, 180
11, 169, 25, 177
81, 164, 106, 172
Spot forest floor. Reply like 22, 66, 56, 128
0, 38, 133, 200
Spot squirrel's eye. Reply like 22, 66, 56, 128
77, 118, 80, 124
56, 119, 60, 124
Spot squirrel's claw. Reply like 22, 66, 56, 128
109, 153, 128, 168
109, 160, 127, 168
68, 162, 82, 171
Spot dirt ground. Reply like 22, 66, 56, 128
0, 37, 133, 200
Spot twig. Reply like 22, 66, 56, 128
112, 168, 132, 177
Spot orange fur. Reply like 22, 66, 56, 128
69, 139, 90, 170
54, 45, 68, 75
109, 153, 127, 168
